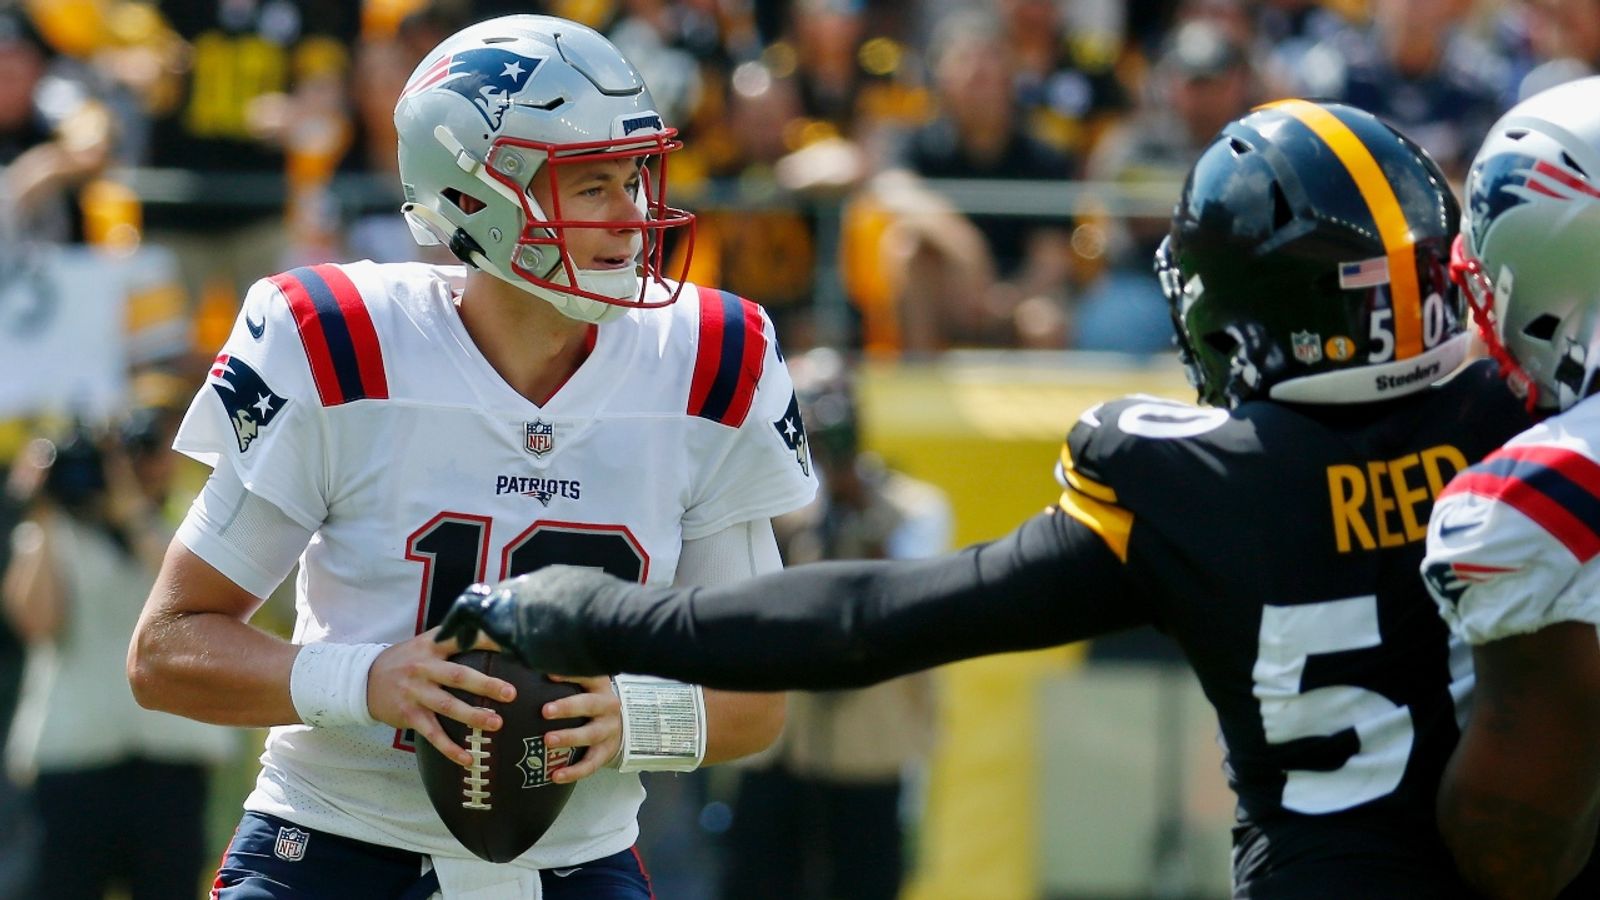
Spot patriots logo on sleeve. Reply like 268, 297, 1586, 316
210, 353, 286, 453
400, 48, 543, 131
1422, 560, 1520, 607
773, 391, 810, 477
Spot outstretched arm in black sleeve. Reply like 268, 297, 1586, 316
437, 508, 1152, 691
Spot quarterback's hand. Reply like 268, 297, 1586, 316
541, 674, 623, 783
435, 565, 617, 674
366, 629, 517, 768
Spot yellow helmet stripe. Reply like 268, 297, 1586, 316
1262, 99, 1423, 360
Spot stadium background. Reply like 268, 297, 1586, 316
0, 0, 1589, 896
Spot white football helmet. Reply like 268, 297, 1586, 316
1452, 76, 1600, 412
394, 15, 695, 324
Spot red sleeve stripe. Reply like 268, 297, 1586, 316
1440, 445, 1600, 561
686, 285, 724, 417
315, 264, 388, 402
269, 265, 388, 406
687, 286, 767, 427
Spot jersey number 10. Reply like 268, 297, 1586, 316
391, 511, 650, 751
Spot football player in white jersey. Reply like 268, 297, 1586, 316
127, 15, 816, 899
1421, 76, 1600, 900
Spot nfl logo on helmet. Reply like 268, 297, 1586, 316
1291, 331, 1323, 364
525, 420, 554, 456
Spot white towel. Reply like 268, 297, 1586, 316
429, 855, 541, 899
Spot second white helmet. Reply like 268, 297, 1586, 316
1453, 76, 1600, 412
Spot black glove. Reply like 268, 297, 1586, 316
434, 583, 501, 654
435, 565, 616, 674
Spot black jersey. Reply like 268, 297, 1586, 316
490, 361, 1534, 896
1056, 360, 1530, 894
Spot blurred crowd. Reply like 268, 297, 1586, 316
2, 0, 1594, 368
0, 0, 1597, 896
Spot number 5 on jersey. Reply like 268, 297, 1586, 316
1255, 595, 1414, 813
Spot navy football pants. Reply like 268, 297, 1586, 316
212, 811, 653, 899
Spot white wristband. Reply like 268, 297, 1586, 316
290, 642, 389, 728
610, 674, 706, 773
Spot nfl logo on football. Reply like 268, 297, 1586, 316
525, 420, 554, 457
273, 826, 309, 862
519, 736, 574, 788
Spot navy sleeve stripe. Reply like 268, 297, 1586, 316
270, 265, 387, 406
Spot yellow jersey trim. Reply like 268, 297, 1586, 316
1058, 444, 1118, 503
1058, 488, 1132, 562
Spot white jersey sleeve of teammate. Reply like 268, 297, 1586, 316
1422, 410, 1600, 644
679, 300, 818, 539
171, 276, 334, 532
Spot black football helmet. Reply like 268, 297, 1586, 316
1157, 99, 1466, 408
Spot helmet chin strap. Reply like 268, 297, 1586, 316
448, 246, 625, 324
412, 200, 641, 325
514, 195, 646, 323
527, 269, 634, 324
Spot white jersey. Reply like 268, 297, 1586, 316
1422, 397, 1600, 646
173, 261, 816, 867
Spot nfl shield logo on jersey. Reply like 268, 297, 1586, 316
1291, 331, 1323, 364
525, 420, 554, 457
273, 826, 309, 862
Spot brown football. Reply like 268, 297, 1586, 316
415, 650, 589, 863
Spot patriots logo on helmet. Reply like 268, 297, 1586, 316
209, 353, 286, 453
1468, 152, 1600, 251
401, 48, 544, 131
1422, 560, 1520, 607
